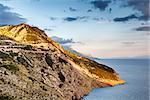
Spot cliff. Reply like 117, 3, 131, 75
0, 24, 125, 100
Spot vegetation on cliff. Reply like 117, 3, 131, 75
0, 24, 125, 100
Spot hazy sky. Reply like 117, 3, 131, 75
0, 0, 149, 58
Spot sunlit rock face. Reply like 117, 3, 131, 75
0, 24, 125, 100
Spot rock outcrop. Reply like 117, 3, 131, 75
0, 24, 125, 100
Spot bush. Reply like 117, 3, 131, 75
58, 72, 65, 82
0, 95, 15, 100
1, 63, 19, 73
9, 51, 18, 57
23, 45, 32, 50
0, 40, 6, 45
45, 54, 53, 67
0, 51, 10, 59
17, 57, 29, 67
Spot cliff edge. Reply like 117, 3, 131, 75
0, 24, 125, 100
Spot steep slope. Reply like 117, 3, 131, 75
0, 24, 64, 52
0, 24, 125, 100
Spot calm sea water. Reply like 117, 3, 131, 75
83, 59, 149, 100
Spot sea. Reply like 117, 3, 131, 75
83, 59, 149, 100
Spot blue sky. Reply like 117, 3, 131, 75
0, 0, 149, 58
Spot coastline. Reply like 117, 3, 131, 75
81, 79, 125, 99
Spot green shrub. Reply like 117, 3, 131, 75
0, 40, 6, 45
1, 63, 19, 73
17, 57, 29, 67
9, 51, 18, 57
58, 72, 65, 82
0, 95, 15, 100
0, 51, 10, 59
23, 45, 32, 50
45, 54, 53, 67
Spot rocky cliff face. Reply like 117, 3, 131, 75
0, 24, 125, 100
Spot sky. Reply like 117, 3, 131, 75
0, 0, 149, 58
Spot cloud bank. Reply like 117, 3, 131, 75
0, 3, 27, 25
63, 16, 89, 22
91, 0, 111, 11
51, 36, 75, 44
135, 26, 150, 31
113, 14, 138, 22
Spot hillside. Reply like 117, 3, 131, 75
0, 24, 125, 100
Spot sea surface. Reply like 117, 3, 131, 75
83, 59, 149, 100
